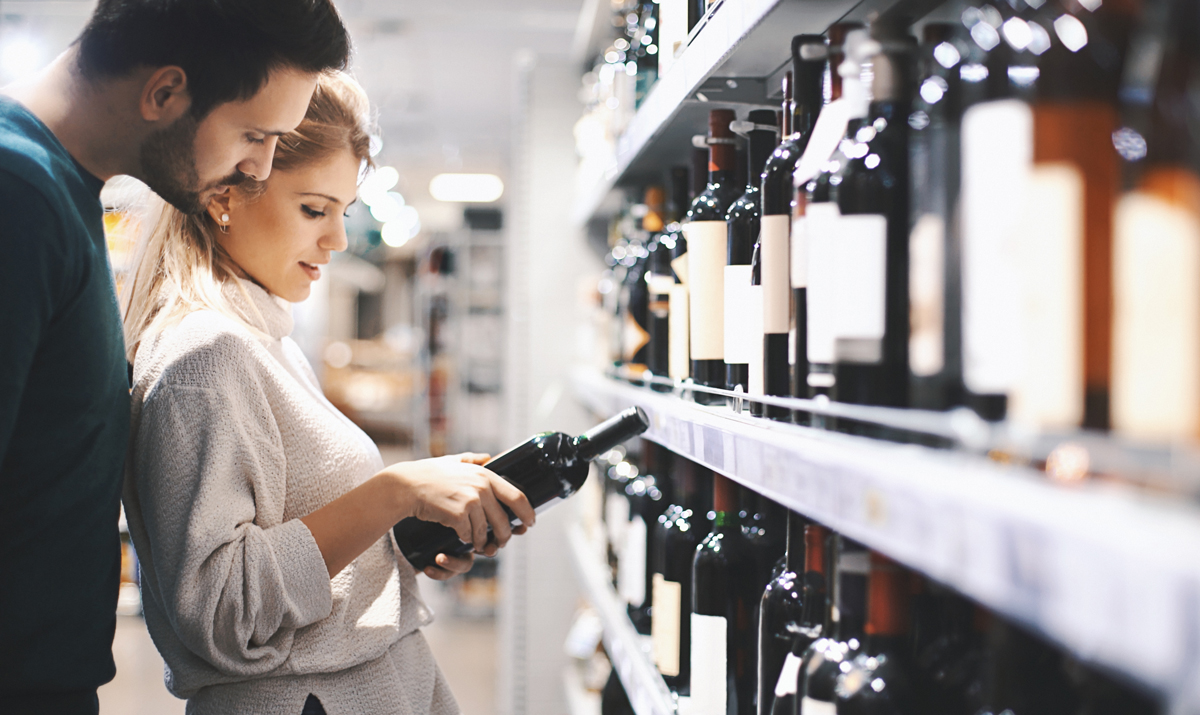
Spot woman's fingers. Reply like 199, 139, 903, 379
479, 490, 513, 549
468, 503, 490, 553
423, 552, 475, 580
487, 473, 535, 528
456, 452, 492, 466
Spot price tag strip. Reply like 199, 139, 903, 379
570, 368, 1200, 711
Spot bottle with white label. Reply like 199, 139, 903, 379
652, 459, 711, 693
685, 110, 743, 404
826, 25, 916, 409
757, 516, 818, 715
692, 473, 757, 715
766, 523, 829, 715
621, 442, 670, 634
651, 167, 692, 389
797, 537, 868, 715
726, 110, 780, 405
802, 28, 871, 413
908, 23, 967, 411
1112, 0, 1200, 443
760, 36, 826, 422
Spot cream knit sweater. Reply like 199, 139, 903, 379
123, 279, 460, 715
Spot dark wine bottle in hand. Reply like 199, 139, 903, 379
393, 407, 650, 570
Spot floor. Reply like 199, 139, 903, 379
97, 573, 498, 715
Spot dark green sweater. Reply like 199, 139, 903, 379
0, 98, 130, 698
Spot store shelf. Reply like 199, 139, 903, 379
567, 524, 677, 715
571, 0, 945, 226
570, 368, 1200, 712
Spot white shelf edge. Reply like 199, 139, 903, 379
567, 524, 678, 715
570, 0, 785, 226
570, 367, 1200, 713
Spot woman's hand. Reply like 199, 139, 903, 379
422, 552, 475, 580
386, 453, 536, 556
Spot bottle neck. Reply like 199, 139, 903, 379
784, 512, 805, 572
863, 552, 910, 653
792, 60, 825, 141
803, 523, 827, 576
748, 130, 777, 186
709, 143, 736, 177
711, 472, 738, 525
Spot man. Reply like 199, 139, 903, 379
0, 1, 350, 712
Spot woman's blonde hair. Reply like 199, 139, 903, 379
120, 71, 374, 361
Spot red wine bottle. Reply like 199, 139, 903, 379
649, 168, 691, 385
393, 407, 649, 570
685, 109, 742, 404
834, 552, 914, 715
757, 513, 806, 715
692, 473, 758, 715
652, 459, 711, 694
798, 536, 868, 715
761, 35, 825, 422
622, 441, 670, 634
765, 523, 829, 715
725, 110, 779, 403
828, 23, 916, 409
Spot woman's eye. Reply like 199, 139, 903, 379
247, 135, 266, 145
301, 205, 326, 218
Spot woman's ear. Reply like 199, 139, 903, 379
205, 192, 232, 230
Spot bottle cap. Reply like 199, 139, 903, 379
575, 406, 650, 460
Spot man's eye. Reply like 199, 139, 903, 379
302, 205, 326, 218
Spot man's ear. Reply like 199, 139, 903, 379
206, 191, 232, 227
140, 66, 190, 124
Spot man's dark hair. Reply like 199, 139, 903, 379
75, 0, 350, 118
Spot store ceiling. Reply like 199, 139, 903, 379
0, 0, 584, 231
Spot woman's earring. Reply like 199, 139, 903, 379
220, 213, 230, 234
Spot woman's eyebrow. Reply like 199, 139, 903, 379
296, 191, 349, 205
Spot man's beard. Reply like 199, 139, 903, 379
139, 113, 246, 215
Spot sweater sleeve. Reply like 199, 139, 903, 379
131, 368, 333, 677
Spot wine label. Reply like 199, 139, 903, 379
835, 213, 887, 364
791, 216, 808, 289
909, 213, 945, 376
605, 493, 629, 555
618, 515, 648, 607
724, 265, 754, 364
683, 220, 726, 360
649, 273, 676, 297
669, 284, 691, 379
962, 99, 1031, 396
748, 285, 765, 396
793, 98, 852, 187
1113, 189, 1200, 440
800, 696, 837, 715
774, 652, 804, 697
651, 574, 682, 676
761, 215, 791, 334
690, 613, 728, 715
623, 312, 651, 364
1010, 164, 1083, 429
806, 202, 841, 364
672, 252, 690, 286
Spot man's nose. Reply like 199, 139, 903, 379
237, 136, 279, 182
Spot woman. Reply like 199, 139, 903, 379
120, 72, 534, 715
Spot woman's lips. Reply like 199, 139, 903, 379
299, 261, 321, 280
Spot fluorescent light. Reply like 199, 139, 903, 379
429, 173, 504, 203
0, 35, 44, 81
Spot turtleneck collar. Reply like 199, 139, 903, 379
221, 278, 294, 340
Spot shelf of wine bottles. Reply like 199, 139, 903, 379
572, 368, 1200, 712
574, 0, 859, 227
568, 523, 678, 715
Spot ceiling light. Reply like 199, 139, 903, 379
429, 173, 504, 203
0, 35, 44, 81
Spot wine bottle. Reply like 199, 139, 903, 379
685, 109, 742, 405
803, 27, 871, 410
601, 667, 637, 715
692, 472, 758, 715
768, 523, 829, 715
742, 490, 787, 590
760, 35, 825, 422
393, 407, 650, 570
798, 537, 868, 715
726, 109, 779, 404
912, 590, 987, 715
907, 23, 967, 411
827, 22, 915, 409
1111, 0, 1200, 442
651, 169, 691, 385
834, 552, 914, 715
621, 442, 671, 634
748, 242, 765, 418
757, 513, 807, 715
652, 459, 711, 693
